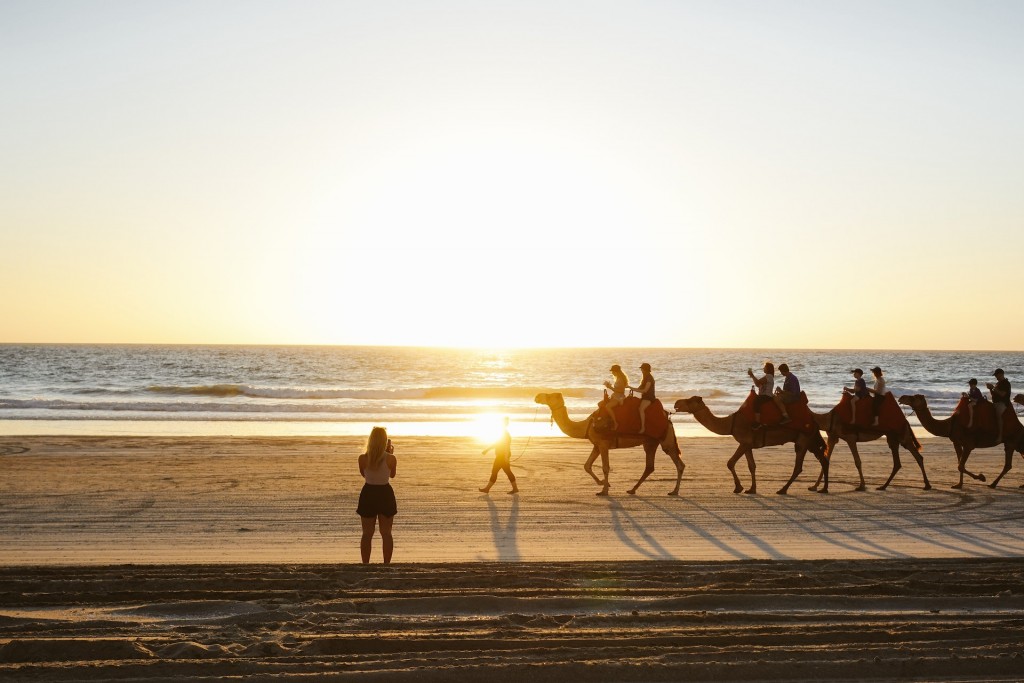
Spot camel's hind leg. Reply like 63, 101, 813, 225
727, 445, 746, 494
663, 444, 684, 496
988, 444, 1015, 489
901, 432, 931, 490
628, 443, 657, 495
877, 435, 902, 491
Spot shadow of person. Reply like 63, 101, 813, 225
486, 495, 520, 561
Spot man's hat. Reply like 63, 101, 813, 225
994, 368, 1005, 376
640, 362, 651, 371
870, 366, 882, 374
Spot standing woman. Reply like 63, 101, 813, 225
357, 427, 397, 564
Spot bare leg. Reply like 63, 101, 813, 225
773, 395, 791, 420
501, 461, 519, 493
628, 444, 656, 494
603, 402, 619, 431
378, 515, 394, 564
480, 458, 503, 492
638, 400, 651, 433
360, 516, 376, 564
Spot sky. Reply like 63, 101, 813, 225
1, 1, 1022, 349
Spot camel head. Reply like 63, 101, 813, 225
673, 396, 706, 414
534, 393, 565, 410
1016, 394, 1024, 407
898, 394, 926, 411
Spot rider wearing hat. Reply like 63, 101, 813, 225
602, 364, 629, 431
629, 363, 656, 433
844, 368, 869, 423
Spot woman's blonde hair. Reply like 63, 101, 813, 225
365, 426, 388, 469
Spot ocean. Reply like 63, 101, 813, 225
0, 345, 1021, 438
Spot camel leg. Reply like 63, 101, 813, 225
664, 445, 684, 497
953, 444, 985, 487
628, 444, 657, 495
744, 448, 757, 494
596, 446, 610, 496
988, 444, 1014, 489
877, 436, 901, 491
814, 442, 829, 494
726, 445, 745, 494
777, 446, 807, 495
583, 445, 604, 486
810, 435, 839, 491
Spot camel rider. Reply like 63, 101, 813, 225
868, 366, 886, 426
844, 368, 869, 423
630, 363, 656, 433
954, 378, 986, 429
987, 369, 1011, 441
602, 364, 629, 431
747, 362, 775, 429
773, 363, 798, 423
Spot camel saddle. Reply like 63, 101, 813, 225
739, 390, 817, 435
835, 392, 908, 431
596, 395, 669, 439
952, 396, 1023, 439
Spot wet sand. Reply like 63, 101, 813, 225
2, 435, 1024, 680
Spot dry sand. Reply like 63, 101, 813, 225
2, 435, 1024, 680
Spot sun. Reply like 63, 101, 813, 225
470, 413, 508, 445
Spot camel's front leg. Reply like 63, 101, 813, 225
988, 443, 1015, 488
583, 445, 604, 486
877, 436, 901, 491
628, 444, 656, 495
953, 443, 985, 488
810, 435, 839, 491
778, 445, 807, 495
743, 448, 757, 494
727, 444, 746, 494
596, 446, 611, 496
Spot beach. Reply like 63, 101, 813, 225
3, 435, 1024, 680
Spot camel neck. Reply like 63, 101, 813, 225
912, 402, 951, 437
547, 404, 590, 439
690, 404, 735, 436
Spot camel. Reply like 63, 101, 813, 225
807, 405, 931, 492
897, 394, 1024, 489
534, 392, 684, 496
672, 396, 828, 495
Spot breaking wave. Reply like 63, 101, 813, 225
144, 384, 601, 400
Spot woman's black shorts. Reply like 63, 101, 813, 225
357, 483, 397, 518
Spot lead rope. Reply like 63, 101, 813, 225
512, 405, 541, 463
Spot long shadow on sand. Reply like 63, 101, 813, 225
485, 496, 520, 561
605, 499, 676, 560
640, 497, 789, 561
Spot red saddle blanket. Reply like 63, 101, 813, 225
952, 397, 1023, 438
835, 392, 908, 431
738, 390, 818, 434
597, 396, 669, 439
